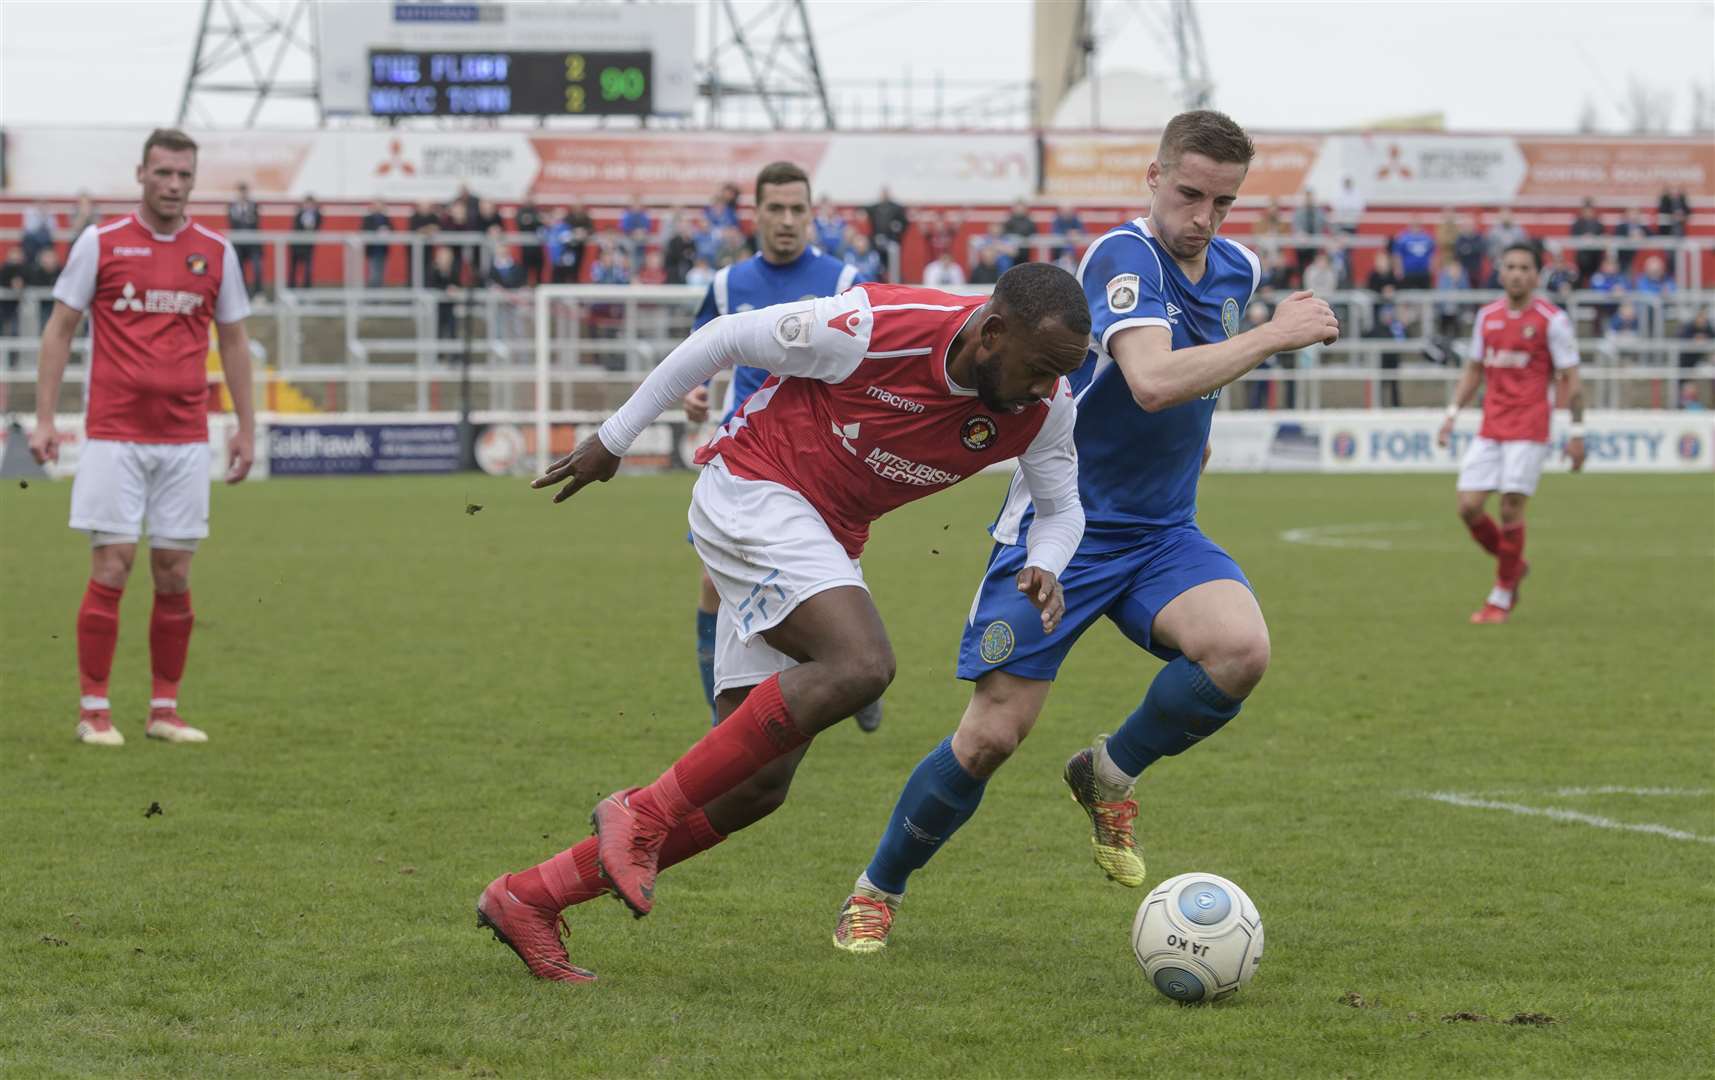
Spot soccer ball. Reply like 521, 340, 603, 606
1131, 872, 1264, 1003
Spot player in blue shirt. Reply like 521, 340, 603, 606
675, 161, 876, 730
831, 111, 1339, 952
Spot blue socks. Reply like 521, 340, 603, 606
696, 609, 717, 724
1105, 657, 1243, 777
864, 737, 987, 896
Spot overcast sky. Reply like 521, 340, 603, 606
1, 0, 1711, 132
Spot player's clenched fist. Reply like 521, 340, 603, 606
1015, 566, 1066, 634
28, 421, 60, 464
682, 384, 711, 424
534, 434, 622, 503
1269, 290, 1340, 349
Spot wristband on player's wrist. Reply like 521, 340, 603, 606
1568, 424, 1586, 439
1443, 404, 1459, 420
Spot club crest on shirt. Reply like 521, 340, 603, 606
979, 620, 1015, 664
774, 312, 811, 348
1523, 324, 1537, 338
960, 414, 998, 452
1221, 297, 1240, 338
186, 253, 208, 276
1106, 273, 1140, 314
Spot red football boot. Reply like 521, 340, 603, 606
475, 875, 596, 983
1469, 603, 1510, 624
591, 792, 670, 918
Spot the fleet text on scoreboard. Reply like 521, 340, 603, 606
367, 50, 653, 116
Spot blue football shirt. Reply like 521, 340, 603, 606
693, 247, 862, 423
992, 218, 1260, 552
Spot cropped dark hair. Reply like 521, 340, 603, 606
1158, 110, 1254, 171
141, 128, 198, 164
1503, 240, 1543, 271
993, 262, 1091, 338
754, 161, 811, 205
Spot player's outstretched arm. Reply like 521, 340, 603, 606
536, 293, 869, 504
29, 301, 84, 464
1111, 291, 1339, 412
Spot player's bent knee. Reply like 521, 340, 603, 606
836, 648, 896, 709
1209, 630, 1270, 699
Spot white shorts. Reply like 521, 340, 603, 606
1457, 436, 1550, 496
689, 457, 866, 695
69, 439, 211, 546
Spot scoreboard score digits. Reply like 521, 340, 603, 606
369, 50, 653, 116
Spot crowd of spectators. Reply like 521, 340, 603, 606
2, 182, 1709, 406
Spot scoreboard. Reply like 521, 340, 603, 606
368, 50, 653, 117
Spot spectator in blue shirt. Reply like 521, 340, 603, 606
618, 196, 653, 271
842, 230, 883, 280
813, 197, 847, 257
1588, 253, 1626, 294
968, 221, 1016, 276
704, 183, 741, 232
590, 246, 632, 285
1434, 256, 1470, 337
1391, 217, 1436, 289
1631, 255, 1674, 295
1614, 208, 1649, 275
1049, 204, 1085, 262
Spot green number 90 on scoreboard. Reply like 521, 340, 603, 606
556, 51, 653, 115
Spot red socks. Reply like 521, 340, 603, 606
149, 590, 194, 702
1466, 514, 1501, 557
77, 580, 123, 700
1496, 522, 1526, 588
510, 809, 727, 911
629, 674, 808, 826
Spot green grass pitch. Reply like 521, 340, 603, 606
3, 470, 1711, 1078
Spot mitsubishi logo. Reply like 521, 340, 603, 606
1375, 144, 1413, 181
375, 137, 416, 177
112, 282, 143, 312
831, 420, 860, 455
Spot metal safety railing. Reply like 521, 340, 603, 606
4, 281, 1712, 420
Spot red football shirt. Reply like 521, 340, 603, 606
694, 283, 1076, 557
1468, 296, 1579, 443
54, 213, 250, 443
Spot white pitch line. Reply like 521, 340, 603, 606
1279, 522, 1713, 560
1419, 791, 1715, 845
1549, 786, 1714, 798
1278, 522, 1425, 550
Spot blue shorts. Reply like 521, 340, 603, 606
956, 525, 1249, 682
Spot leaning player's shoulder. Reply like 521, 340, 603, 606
1079, 219, 1161, 281
857, 281, 970, 308
1212, 235, 1262, 287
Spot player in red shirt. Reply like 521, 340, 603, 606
476, 264, 1091, 982
30, 128, 256, 745
1437, 242, 1585, 624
